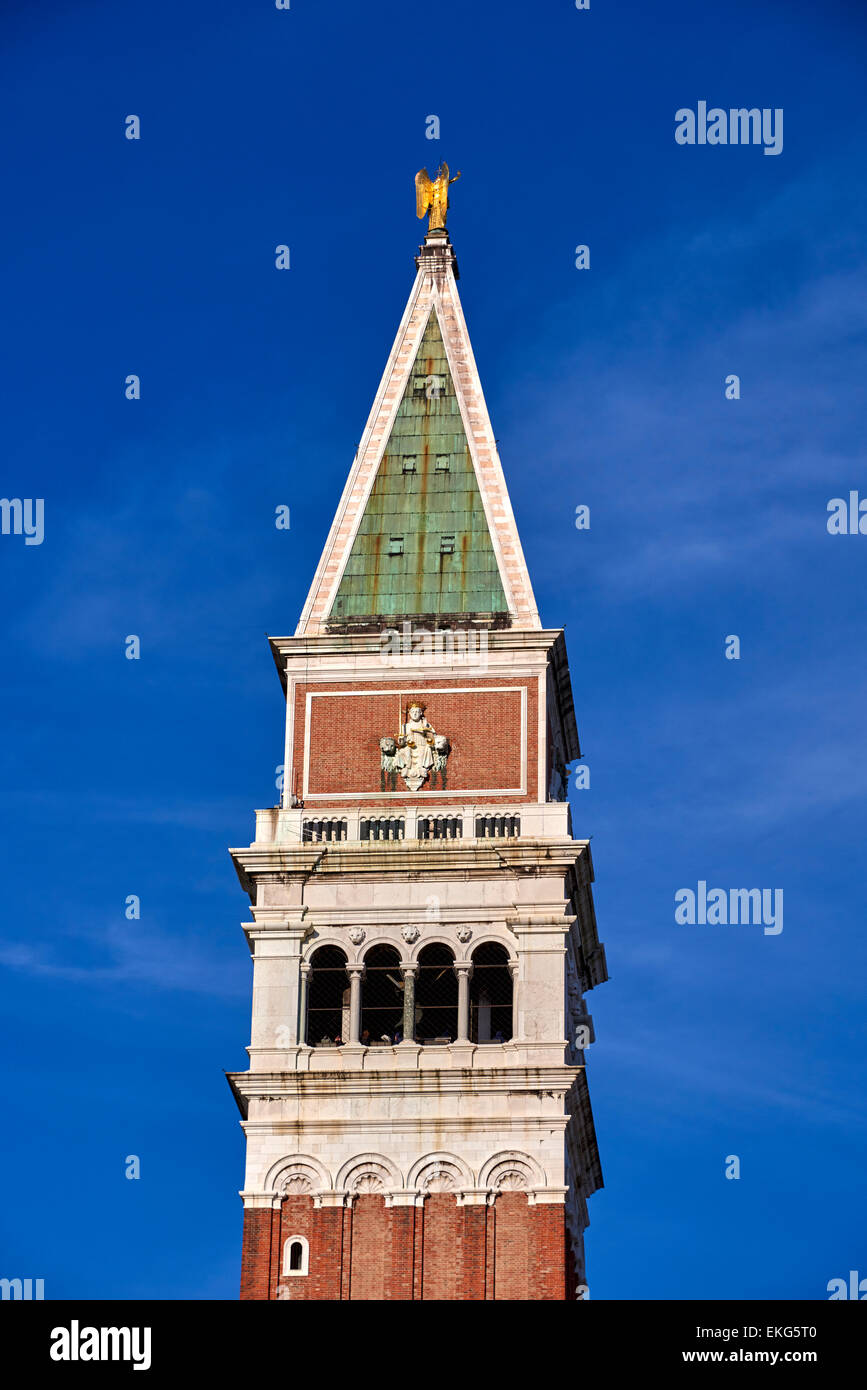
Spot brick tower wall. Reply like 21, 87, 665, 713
241, 1193, 569, 1301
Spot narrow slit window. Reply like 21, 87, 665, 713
435, 454, 450, 471
402, 456, 416, 473
388, 536, 404, 556
440, 535, 455, 554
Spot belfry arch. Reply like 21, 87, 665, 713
306, 945, 348, 1045
469, 942, 513, 1042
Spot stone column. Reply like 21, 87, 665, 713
346, 964, 365, 1044
247, 916, 311, 1063
298, 962, 311, 1046
509, 916, 567, 1045
454, 963, 473, 1043
400, 963, 418, 1043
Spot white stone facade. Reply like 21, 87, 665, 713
229, 780, 606, 1282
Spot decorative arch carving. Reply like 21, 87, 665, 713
407, 1151, 474, 1194
354, 1171, 387, 1193
479, 1150, 545, 1194
336, 1152, 402, 1195
281, 1175, 315, 1195
264, 1153, 332, 1198
491, 1167, 529, 1191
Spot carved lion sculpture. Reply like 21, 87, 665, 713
430, 734, 451, 790
380, 736, 399, 792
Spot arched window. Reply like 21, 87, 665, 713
282, 1236, 309, 1277
307, 945, 348, 1046
415, 944, 457, 1042
470, 943, 513, 1042
361, 944, 403, 1045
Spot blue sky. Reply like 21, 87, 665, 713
1, 0, 865, 1299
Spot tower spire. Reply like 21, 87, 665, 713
295, 181, 540, 637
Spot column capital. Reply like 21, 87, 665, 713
400, 961, 419, 976
456, 1188, 490, 1206
527, 1187, 569, 1205
385, 1190, 425, 1208
345, 962, 366, 978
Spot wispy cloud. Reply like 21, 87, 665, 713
0, 917, 247, 997
505, 156, 867, 603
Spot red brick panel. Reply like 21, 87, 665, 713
384, 1205, 416, 1300
244, 1198, 352, 1302
492, 1192, 531, 1300
240, 1207, 276, 1301
421, 1193, 463, 1301
533, 1203, 568, 1302
306, 689, 523, 796
348, 1194, 388, 1300
490, 1197, 568, 1302
292, 677, 539, 808
308, 1204, 345, 1301
275, 1195, 314, 1301
460, 1202, 488, 1301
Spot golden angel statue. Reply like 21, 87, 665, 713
415, 163, 461, 231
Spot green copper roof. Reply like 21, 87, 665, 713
327, 310, 508, 623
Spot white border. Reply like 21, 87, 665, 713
282, 1235, 309, 1277
282, 672, 295, 809
301, 686, 527, 800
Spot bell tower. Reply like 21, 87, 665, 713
227, 198, 608, 1301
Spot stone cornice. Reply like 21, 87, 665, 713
229, 1063, 582, 1101
269, 628, 566, 691
230, 838, 590, 890
241, 1114, 574, 1132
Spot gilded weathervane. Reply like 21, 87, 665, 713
415, 163, 461, 232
